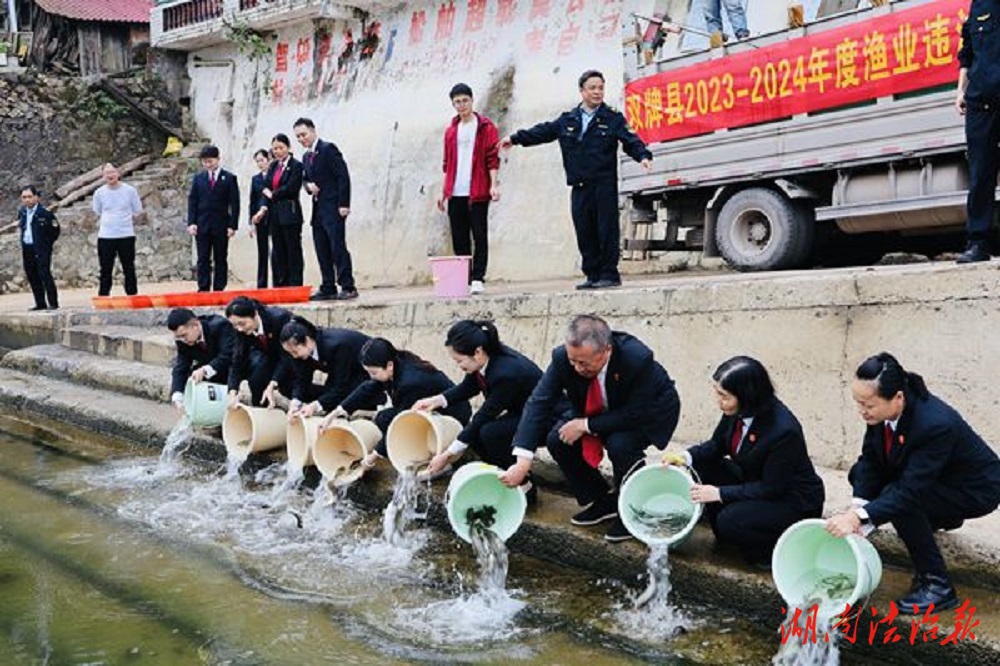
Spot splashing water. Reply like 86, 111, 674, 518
382, 468, 429, 546
772, 573, 855, 665
468, 507, 509, 594
608, 544, 691, 641
157, 415, 192, 469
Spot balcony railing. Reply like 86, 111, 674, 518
163, 0, 224, 32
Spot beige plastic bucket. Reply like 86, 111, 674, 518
286, 414, 323, 470
313, 419, 382, 487
385, 410, 462, 473
222, 405, 288, 461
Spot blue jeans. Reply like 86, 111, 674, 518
704, 0, 749, 37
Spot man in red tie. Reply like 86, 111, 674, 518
167, 307, 237, 413
187, 145, 240, 292
501, 315, 681, 542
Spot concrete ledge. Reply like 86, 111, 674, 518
62, 324, 176, 367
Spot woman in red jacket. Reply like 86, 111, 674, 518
436, 83, 500, 294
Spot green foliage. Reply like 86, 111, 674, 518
223, 18, 272, 61
73, 90, 127, 122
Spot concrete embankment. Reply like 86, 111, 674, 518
1, 261, 999, 663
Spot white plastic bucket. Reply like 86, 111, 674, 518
286, 414, 322, 471
222, 405, 287, 461
428, 256, 471, 298
618, 464, 702, 547
183, 379, 227, 427
772, 518, 883, 616
385, 410, 462, 473
446, 462, 526, 543
313, 419, 382, 487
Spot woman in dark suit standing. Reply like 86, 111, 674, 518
225, 296, 295, 408
420, 320, 544, 494
666, 356, 824, 568
827, 353, 1000, 614
248, 148, 272, 288
253, 133, 305, 287
322, 338, 471, 464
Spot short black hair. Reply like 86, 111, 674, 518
449, 83, 473, 99
271, 133, 291, 147
199, 145, 220, 159
578, 69, 604, 88
166, 308, 197, 331
712, 356, 775, 416
20, 185, 39, 196
293, 117, 315, 129
253, 148, 270, 160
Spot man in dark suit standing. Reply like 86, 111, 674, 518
17, 185, 60, 311
167, 307, 237, 412
187, 145, 240, 292
502, 314, 681, 542
293, 117, 358, 301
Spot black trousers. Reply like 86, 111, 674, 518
964, 103, 1000, 241
195, 231, 229, 292
694, 456, 818, 565
244, 347, 295, 406
886, 483, 999, 577
546, 421, 647, 506
22, 243, 58, 308
254, 221, 270, 288
570, 180, 620, 283
448, 197, 489, 282
271, 223, 304, 287
312, 217, 354, 294
97, 236, 137, 296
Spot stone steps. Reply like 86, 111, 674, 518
1, 344, 171, 402
61, 324, 176, 366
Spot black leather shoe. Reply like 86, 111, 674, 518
575, 280, 596, 290
29, 305, 46, 311
309, 291, 337, 301
895, 574, 959, 615
933, 517, 964, 531
335, 289, 359, 301
604, 517, 633, 543
956, 241, 990, 264
571, 495, 618, 526
593, 279, 622, 289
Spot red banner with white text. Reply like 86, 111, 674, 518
625, 0, 967, 144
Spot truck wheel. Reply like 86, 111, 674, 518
715, 188, 814, 271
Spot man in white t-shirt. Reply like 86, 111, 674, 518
436, 83, 500, 295
92, 163, 144, 296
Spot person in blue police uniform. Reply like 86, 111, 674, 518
418, 320, 543, 499
324, 337, 470, 466
499, 70, 652, 290
501, 315, 681, 542
278, 317, 371, 421
166, 307, 237, 412
664, 356, 824, 569
827, 353, 1000, 614
187, 145, 240, 292
17, 185, 60, 311
956, 1, 1000, 263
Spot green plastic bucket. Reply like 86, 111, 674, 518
183, 379, 227, 427
445, 462, 527, 543
772, 518, 883, 616
618, 464, 702, 547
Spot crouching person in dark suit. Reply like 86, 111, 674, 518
323, 337, 471, 468
187, 145, 240, 292
827, 353, 1000, 614
502, 314, 681, 542
225, 296, 294, 408
167, 307, 237, 412
279, 317, 371, 421
18, 185, 60, 311
665, 356, 824, 568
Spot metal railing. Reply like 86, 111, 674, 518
162, 0, 224, 32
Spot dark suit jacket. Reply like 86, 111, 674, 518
443, 346, 542, 446
188, 169, 240, 233
688, 398, 825, 513
303, 139, 351, 224
18, 205, 60, 251
340, 355, 471, 424
850, 390, 1000, 525
171, 314, 237, 395
290, 327, 371, 410
512, 332, 681, 452
261, 157, 304, 227
249, 172, 268, 226
228, 306, 294, 392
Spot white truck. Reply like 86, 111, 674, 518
619, 0, 978, 270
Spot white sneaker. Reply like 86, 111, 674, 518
470, 280, 485, 294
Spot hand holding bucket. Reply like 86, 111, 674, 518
183, 379, 228, 427
445, 462, 527, 543
385, 410, 462, 475
618, 461, 703, 547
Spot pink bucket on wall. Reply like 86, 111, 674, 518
428, 256, 471, 298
